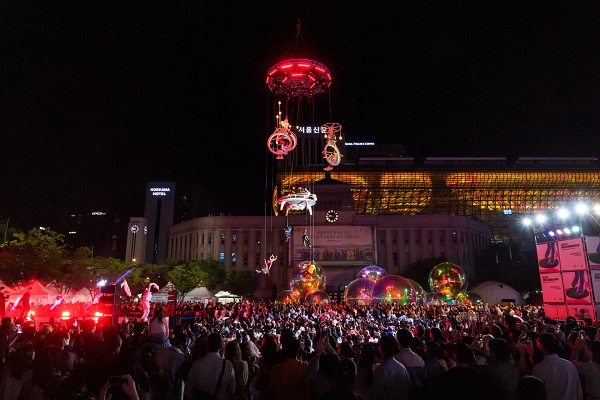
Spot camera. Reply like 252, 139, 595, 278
520, 335, 530, 344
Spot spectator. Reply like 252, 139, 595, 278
373, 335, 409, 400
225, 340, 249, 400
184, 332, 235, 400
531, 333, 582, 400
266, 338, 311, 400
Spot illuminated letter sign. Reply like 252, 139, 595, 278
150, 187, 171, 196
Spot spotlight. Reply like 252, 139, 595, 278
556, 208, 570, 220
594, 204, 600, 215
556, 229, 563, 235
564, 228, 571, 234
97, 279, 107, 287
523, 218, 532, 226
572, 226, 581, 233
575, 203, 589, 215
535, 214, 547, 224
548, 231, 555, 237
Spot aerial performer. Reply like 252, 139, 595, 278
142, 282, 160, 320
256, 255, 277, 276
285, 225, 292, 241
303, 229, 312, 248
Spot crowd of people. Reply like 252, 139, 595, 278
0, 299, 596, 400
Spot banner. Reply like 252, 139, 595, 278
536, 241, 560, 273
293, 226, 373, 266
558, 237, 587, 271
540, 273, 565, 303
544, 304, 567, 321
562, 271, 593, 304
585, 236, 600, 268
590, 270, 600, 301
567, 305, 594, 320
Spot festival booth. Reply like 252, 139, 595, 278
183, 286, 216, 303
69, 288, 94, 303
470, 281, 525, 305
214, 290, 242, 303
9, 280, 62, 305
151, 282, 177, 302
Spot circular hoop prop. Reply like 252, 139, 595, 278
266, 59, 332, 98
267, 127, 297, 159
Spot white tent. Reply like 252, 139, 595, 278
214, 290, 242, 303
470, 281, 525, 305
183, 286, 216, 302
69, 288, 94, 303
151, 282, 177, 302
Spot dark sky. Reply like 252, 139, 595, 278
2, 2, 600, 230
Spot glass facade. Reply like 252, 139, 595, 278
278, 167, 600, 242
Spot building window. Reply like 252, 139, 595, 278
427, 230, 433, 244
403, 230, 410, 244
243, 232, 249, 245
221, 232, 225, 245
219, 252, 224, 262
392, 231, 398, 245
452, 231, 457, 243
415, 231, 421, 244
207, 234, 212, 245
379, 230, 385, 244
232, 252, 236, 266
232, 232, 237, 244
243, 256, 248, 267
439, 231, 445, 244
393, 252, 398, 266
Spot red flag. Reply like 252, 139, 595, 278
120, 279, 132, 297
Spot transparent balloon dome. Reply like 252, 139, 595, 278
290, 261, 326, 299
425, 292, 456, 306
344, 278, 375, 305
371, 275, 416, 305
405, 278, 427, 306
358, 265, 388, 282
428, 262, 467, 297
275, 290, 298, 304
305, 290, 331, 305
467, 292, 484, 304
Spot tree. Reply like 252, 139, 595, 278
0, 228, 68, 286
166, 262, 209, 301
227, 269, 256, 298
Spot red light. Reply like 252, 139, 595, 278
327, 74, 332, 80
297, 63, 310, 68
310, 83, 316, 89
291, 73, 305, 77
268, 69, 278, 76
314, 66, 326, 73
308, 75, 316, 82
265, 77, 270, 84
281, 64, 293, 69
282, 77, 288, 83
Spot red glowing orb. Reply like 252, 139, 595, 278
266, 59, 332, 98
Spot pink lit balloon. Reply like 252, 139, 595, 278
358, 265, 387, 282
275, 290, 298, 304
305, 290, 331, 305
406, 278, 427, 306
371, 275, 416, 305
428, 262, 467, 297
344, 278, 375, 305
426, 292, 456, 306
290, 261, 326, 299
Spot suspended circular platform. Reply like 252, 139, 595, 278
266, 59, 332, 98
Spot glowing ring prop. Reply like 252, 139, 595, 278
266, 59, 332, 98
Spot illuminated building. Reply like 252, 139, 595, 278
167, 176, 492, 296
277, 153, 600, 242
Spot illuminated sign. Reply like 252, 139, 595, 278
345, 142, 375, 146
296, 126, 322, 134
92, 212, 106, 216
150, 187, 171, 196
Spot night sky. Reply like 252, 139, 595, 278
2, 2, 600, 230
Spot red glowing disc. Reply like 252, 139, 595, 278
266, 59, 332, 98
